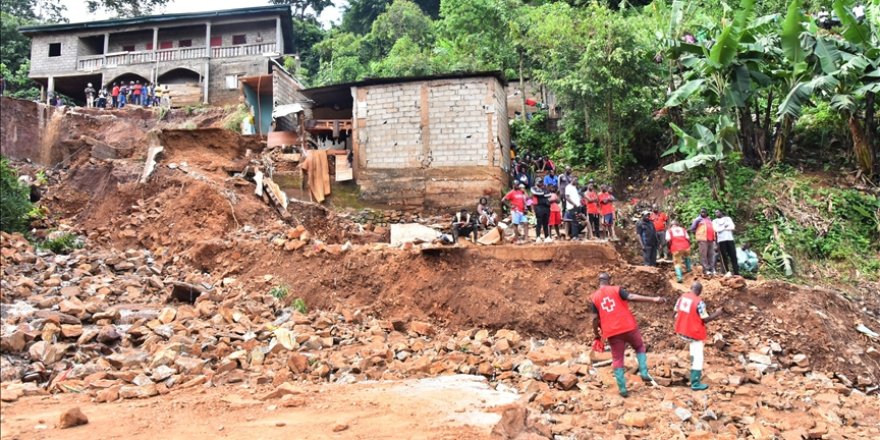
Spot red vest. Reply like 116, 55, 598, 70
585, 191, 600, 214
598, 193, 614, 215
674, 292, 707, 341
591, 286, 638, 338
667, 226, 690, 253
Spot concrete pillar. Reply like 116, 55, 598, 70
103, 32, 109, 65
152, 27, 158, 55
47, 76, 54, 105
276, 17, 283, 53
205, 22, 211, 58
203, 61, 209, 105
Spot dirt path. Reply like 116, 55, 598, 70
0, 375, 519, 440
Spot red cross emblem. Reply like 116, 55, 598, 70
601, 297, 616, 313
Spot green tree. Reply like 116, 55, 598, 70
0, 157, 33, 234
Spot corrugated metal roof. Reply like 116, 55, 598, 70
19, 5, 293, 50
303, 71, 509, 96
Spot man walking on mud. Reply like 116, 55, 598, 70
591, 272, 666, 397
674, 282, 723, 390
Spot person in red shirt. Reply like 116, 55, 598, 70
111, 83, 120, 109
649, 204, 669, 260
133, 80, 142, 106
591, 273, 666, 397
665, 220, 692, 282
503, 183, 529, 243
674, 282, 723, 390
598, 185, 617, 240
548, 185, 563, 240
584, 184, 600, 240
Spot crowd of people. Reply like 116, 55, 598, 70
47, 80, 172, 108
635, 206, 759, 281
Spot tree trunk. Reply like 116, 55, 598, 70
865, 91, 877, 177
738, 102, 760, 165
605, 99, 613, 172
518, 53, 526, 122
763, 90, 773, 159
773, 114, 793, 164
850, 116, 874, 178
714, 161, 726, 199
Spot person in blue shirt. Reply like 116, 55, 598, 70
543, 169, 558, 188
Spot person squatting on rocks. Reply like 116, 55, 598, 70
503, 183, 529, 243
451, 209, 478, 243
666, 220, 693, 283
689, 208, 717, 276
649, 204, 669, 261
477, 197, 497, 228
713, 209, 739, 276
590, 272, 666, 397
674, 282, 724, 390
636, 211, 657, 267
83, 83, 96, 108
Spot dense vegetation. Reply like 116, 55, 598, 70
1, 0, 877, 281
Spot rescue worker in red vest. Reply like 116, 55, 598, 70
665, 220, 692, 283
689, 208, 717, 276
674, 282, 723, 390
591, 272, 666, 397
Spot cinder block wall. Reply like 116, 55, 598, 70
352, 76, 510, 208
29, 34, 80, 75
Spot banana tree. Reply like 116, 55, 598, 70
830, 0, 879, 178
662, 115, 738, 199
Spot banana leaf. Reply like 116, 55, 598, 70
664, 79, 705, 107
781, 0, 806, 65
833, 0, 871, 46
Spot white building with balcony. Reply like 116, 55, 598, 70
19, 5, 294, 106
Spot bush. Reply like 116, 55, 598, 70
269, 284, 289, 300
291, 297, 307, 314
0, 157, 33, 234
40, 232, 83, 254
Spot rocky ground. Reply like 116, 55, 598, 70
2, 100, 879, 438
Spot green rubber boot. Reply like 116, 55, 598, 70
613, 367, 628, 397
690, 369, 709, 391
636, 352, 653, 381
675, 267, 683, 283
684, 257, 692, 273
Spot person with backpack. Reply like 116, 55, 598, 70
118, 82, 128, 108
689, 208, 717, 276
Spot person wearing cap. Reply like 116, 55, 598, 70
636, 211, 657, 266
503, 183, 529, 243
649, 204, 669, 261
83, 82, 96, 108
674, 281, 724, 390
591, 272, 666, 397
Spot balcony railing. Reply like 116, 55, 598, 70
76, 42, 277, 71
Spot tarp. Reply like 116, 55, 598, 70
390, 224, 441, 247
272, 103, 304, 118
299, 150, 331, 203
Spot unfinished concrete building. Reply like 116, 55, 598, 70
19, 5, 294, 106
277, 72, 511, 208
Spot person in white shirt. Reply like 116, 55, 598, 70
712, 209, 738, 276
564, 178, 582, 240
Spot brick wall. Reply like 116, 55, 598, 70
352, 75, 510, 208
272, 67, 309, 132
29, 34, 79, 76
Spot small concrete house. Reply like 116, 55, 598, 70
19, 5, 294, 106
290, 73, 512, 208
